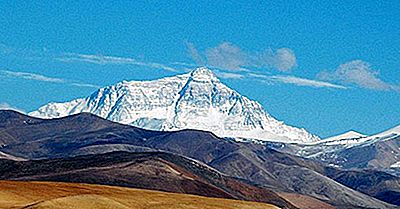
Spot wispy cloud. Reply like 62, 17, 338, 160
215, 71, 245, 79
184, 41, 204, 65
57, 54, 136, 65
0, 69, 99, 89
70, 83, 101, 88
247, 72, 271, 79
317, 60, 399, 91
212, 70, 345, 89
268, 75, 347, 89
1, 70, 64, 83
1, 44, 180, 73
0, 102, 25, 113
186, 41, 297, 72
58, 53, 179, 72
170, 61, 198, 67
0, 43, 14, 54
217, 70, 345, 89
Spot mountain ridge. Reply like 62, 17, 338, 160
323, 130, 367, 141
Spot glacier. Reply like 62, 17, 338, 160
29, 67, 320, 143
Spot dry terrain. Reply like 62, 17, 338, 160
0, 180, 279, 209
278, 193, 337, 209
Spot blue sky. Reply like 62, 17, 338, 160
0, 1, 399, 137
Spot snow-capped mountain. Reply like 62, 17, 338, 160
367, 125, 400, 140
312, 125, 400, 146
308, 130, 368, 145
29, 67, 319, 143
284, 124, 400, 169
324, 130, 366, 142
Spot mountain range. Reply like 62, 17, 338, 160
29, 67, 318, 143
0, 110, 399, 208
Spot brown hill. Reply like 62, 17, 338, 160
0, 151, 295, 209
0, 180, 279, 209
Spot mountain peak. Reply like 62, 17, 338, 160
189, 67, 218, 82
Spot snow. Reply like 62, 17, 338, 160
307, 125, 400, 147
368, 125, 400, 139
293, 124, 400, 167
344, 125, 400, 147
323, 130, 367, 142
307, 130, 368, 146
29, 67, 319, 143
391, 162, 400, 168
0, 151, 25, 161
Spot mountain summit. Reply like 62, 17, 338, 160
30, 67, 319, 143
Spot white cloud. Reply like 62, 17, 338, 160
61, 54, 136, 65
246, 72, 345, 89
215, 71, 245, 79
247, 72, 271, 79
186, 42, 297, 72
317, 60, 398, 91
0, 69, 99, 89
258, 48, 297, 72
0, 70, 65, 83
185, 41, 204, 65
0, 103, 25, 113
170, 62, 198, 67
269, 75, 347, 89
205, 42, 247, 70
58, 53, 178, 72
143, 62, 178, 72
70, 83, 101, 88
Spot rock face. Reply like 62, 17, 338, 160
29, 67, 319, 143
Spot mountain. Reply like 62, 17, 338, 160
275, 124, 400, 172
370, 125, 400, 139
323, 130, 367, 142
311, 125, 399, 146
0, 151, 296, 208
29, 67, 319, 143
0, 110, 396, 208
314, 130, 400, 170
325, 168, 400, 206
